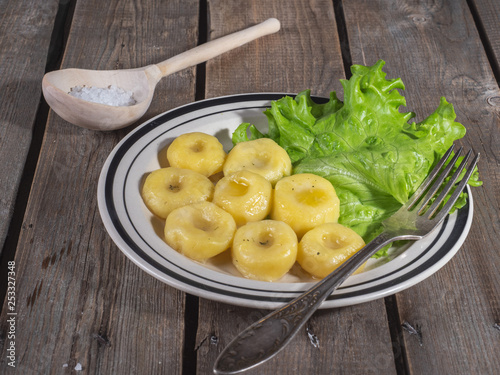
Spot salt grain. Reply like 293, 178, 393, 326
69, 85, 136, 106
74, 363, 82, 371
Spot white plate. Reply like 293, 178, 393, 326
97, 93, 474, 309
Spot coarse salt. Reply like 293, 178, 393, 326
69, 85, 136, 106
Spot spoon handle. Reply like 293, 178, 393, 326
155, 18, 280, 77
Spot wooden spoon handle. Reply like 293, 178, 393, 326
155, 18, 280, 77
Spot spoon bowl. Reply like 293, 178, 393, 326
42, 18, 280, 131
43, 65, 161, 130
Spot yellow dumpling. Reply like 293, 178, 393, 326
141, 167, 214, 219
165, 201, 237, 262
167, 132, 226, 177
271, 173, 340, 238
231, 220, 298, 281
213, 170, 272, 226
223, 138, 291, 185
297, 223, 365, 279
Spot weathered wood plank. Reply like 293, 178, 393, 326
0, 0, 200, 373
197, 1, 398, 374
198, 300, 398, 375
204, 0, 346, 97
0, 0, 60, 255
343, 0, 500, 374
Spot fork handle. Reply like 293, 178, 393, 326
213, 232, 395, 374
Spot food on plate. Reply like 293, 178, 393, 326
140, 131, 359, 281
166, 132, 226, 177
164, 201, 237, 262
271, 173, 340, 238
141, 167, 214, 219
140, 60, 482, 280
232, 60, 481, 256
231, 220, 298, 281
142, 131, 342, 280
297, 223, 365, 278
212, 170, 272, 226
223, 138, 292, 185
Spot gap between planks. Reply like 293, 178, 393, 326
333, 0, 353, 79
466, 0, 500, 85
0, 0, 76, 318
181, 0, 208, 374
334, 1, 408, 374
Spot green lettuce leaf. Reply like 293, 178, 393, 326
232, 60, 481, 256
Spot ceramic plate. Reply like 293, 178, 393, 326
97, 93, 473, 309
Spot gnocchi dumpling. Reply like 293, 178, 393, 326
165, 201, 237, 262
141, 167, 214, 219
231, 220, 298, 282
213, 170, 272, 226
167, 132, 226, 177
297, 223, 365, 278
223, 138, 292, 185
271, 173, 340, 238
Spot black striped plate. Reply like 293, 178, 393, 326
97, 94, 473, 309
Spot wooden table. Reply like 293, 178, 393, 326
1, 0, 499, 374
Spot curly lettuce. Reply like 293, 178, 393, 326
232, 60, 481, 256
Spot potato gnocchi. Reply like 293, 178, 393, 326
141, 131, 365, 281
167, 132, 226, 177
213, 170, 272, 226
141, 167, 214, 219
165, 201, 236, 262
271, 173, 340, 238
232, 220, 298, 281
297, 223, 365, 278
223, 138, 291, 185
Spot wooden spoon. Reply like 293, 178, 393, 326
42, 18, 280, 131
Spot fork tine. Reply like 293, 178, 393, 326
429, 151, 480, 223
406, 145, 455, 209
414, 147, 463, 214
425, 149, 472, 218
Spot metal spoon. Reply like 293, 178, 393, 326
42, 18, 280, 131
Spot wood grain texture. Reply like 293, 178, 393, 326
197, 300, 397, 375
205, 0, 346, 97
197, 1, 397, 374
343, 0, 500, 374
0, 0, 199, 373
2, 1, 499, 374
0, 0, 59, 255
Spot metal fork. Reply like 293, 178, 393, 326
213, 145, 480, 375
